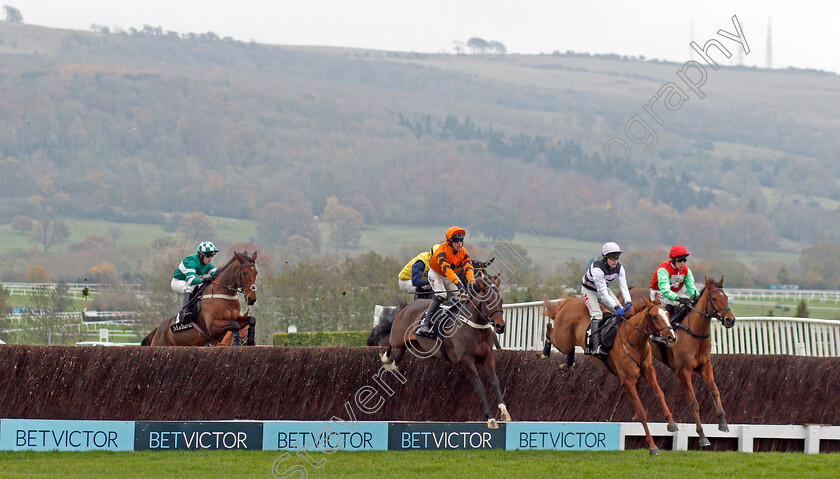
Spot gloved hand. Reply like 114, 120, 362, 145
456, 282, 468, 297
624, 303, 635, 315
201, 274, 214, 283
615, 305, 626, 316
678, 297, 692, 306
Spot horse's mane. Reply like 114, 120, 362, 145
194, 252, 251, 295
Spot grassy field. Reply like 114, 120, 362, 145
0, 449, 837, 478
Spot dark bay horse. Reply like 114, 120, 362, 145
630, 275, 736, 446
379, 273, 511, 428
141, 251, 258, 347
541, 295, 677, 455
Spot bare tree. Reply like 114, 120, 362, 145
3, 5, 22, 23
488, 40, 507, 55
30, 215, 70, 253
466, 37, 489, 55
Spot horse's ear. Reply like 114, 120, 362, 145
253, 251, 258, 260
719, 274, 724, 284
492, 272, 501, 287
486, 257, 495, 267
642, 296, 652, 307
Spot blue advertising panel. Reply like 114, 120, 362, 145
134, 421, 262, 451
388, 422, 506, 451
0, 419, 135, 451
263, 421, 388, 451
505, 422, 620, 451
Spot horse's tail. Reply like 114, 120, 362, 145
541, 295, 562, 317
140, 329, 155, 346
367, 299, 408, 346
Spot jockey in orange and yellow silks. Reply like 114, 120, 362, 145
415, 226, 476, 338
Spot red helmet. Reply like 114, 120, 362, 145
669, 245, 689, 259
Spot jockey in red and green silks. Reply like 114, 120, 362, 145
649, 244, 698, 321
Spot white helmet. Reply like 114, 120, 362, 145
601, 242, 622, 257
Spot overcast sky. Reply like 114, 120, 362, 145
8, 0, 840, 74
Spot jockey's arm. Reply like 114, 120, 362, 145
656, 268, 680, 301
461, 255, 476, 283
617, 266, 632, 305
411, 260, 430, 288
684, 268, 698, 297
592, 268, 620, 309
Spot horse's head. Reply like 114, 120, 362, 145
703, 275, 735, 329
469, 271, 505, 335
234, 251, 259, 305
641, 296, 677, 347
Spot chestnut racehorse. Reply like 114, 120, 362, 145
141, 251, 258, 347
379, 272, 512, 428
630, 275, 736, 446
541, 295, 677, 455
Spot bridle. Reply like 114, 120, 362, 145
677, 285, 734, 339
224, 261, 258, 295
619, 303, 673, 367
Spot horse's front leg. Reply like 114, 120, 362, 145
699, 361, 729, 432
461, 359, 496, 428
620, 377, 659, 456
483, 355, 512, 422
677, 366, 709, 446
641, 362, 677, 432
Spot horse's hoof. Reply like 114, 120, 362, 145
536, 352, 547, 359
499, 404, 512, 422
719, 422, 729, 433
487, 418, 498, 429
699, 436, 711, 447
649, 448, 660, 456
380, 353, 389, 364
558, 363, 574, 372
667, 423, 678, 432
382, 363, 397, 372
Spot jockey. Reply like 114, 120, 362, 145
580, 241, 633, 358
171, 241, 218, 324
398, 244, 441, 300
649, 244, 698, 323
415, 227, 476, 338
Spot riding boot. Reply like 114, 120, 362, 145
415, 297, 442, 338
177, 292, 193, 324
589, 319, 607, 358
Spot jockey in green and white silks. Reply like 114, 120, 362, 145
171, 241, 218, 323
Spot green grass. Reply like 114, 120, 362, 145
0, 449, 838, 478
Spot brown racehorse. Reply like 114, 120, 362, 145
541, 295, 678, 455
141, 251, 258, 347
630, 275, 736, 446
379, 273, 512, 428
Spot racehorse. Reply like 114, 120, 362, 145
379, 271, 512, 428
541, 295, 678, 455
141, 251, 258, 347
630, 275, 736, 446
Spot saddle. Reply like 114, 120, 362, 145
588, 312, 619, 350
171, 287, 207, 333
422, 297, 460, 338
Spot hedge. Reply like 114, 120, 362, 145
272, 331, 369, 347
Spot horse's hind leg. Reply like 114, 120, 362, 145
538, 323, 554, 359
699, 361, 729, 432
677, 367, 709, 446
559, 349, 575, 371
